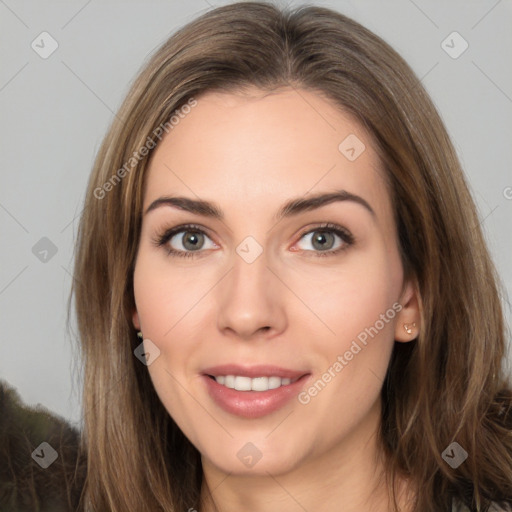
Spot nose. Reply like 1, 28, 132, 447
216, 248, 287, 341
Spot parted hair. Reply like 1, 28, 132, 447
71, 2, 512, 511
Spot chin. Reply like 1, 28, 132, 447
200, 437, 307, 477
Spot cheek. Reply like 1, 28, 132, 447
132, 252, 214, 383
292, 262, 400, 442
133, 256, 208, 437
133, 257, 189, 398
289, 244, 402, 406
133, 251, 208, 338
286, 245, 403, 347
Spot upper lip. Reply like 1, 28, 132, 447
202, 364, 310, 379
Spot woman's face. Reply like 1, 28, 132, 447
132, 87, 419, 477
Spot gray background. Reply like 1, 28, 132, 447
1, 0, 511, 427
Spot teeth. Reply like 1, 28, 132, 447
268, 376, 281, 389
234, 376, 252, 391
213, 375, 297, 391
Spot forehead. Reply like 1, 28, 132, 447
144, 87, 391, 223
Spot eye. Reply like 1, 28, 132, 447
153, 224, 217, 258
294, 223, 354, 257
153, 222, 354, 259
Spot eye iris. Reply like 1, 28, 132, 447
182, 231, 203, 250
312, 231, 334, 251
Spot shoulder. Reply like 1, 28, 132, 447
0, 380, 86, 512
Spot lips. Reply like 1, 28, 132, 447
201, 364, 311, 418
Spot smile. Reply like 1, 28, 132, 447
201, 365, 311, 418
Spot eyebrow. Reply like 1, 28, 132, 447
144, 189, 376, 221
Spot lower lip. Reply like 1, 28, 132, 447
202, 374, 310, 419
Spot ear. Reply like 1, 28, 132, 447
132, 309, 141, 331
394, 278, 421, 343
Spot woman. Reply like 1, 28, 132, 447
71, 2, 512, 511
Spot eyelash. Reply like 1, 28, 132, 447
152, 222, 355, 259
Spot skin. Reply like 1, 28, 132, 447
132, 87, 421, 512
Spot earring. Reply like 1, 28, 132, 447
403, 322, 416, 335
137, 331, 143, 339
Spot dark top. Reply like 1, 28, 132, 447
0, 380, 86, 512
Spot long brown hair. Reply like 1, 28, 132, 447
71, 2, 512, 510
